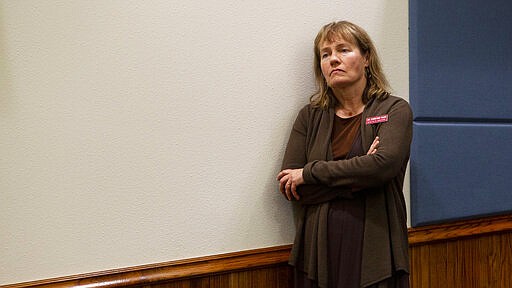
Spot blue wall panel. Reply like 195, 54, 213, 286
411, 123, 512, 226
410, 0, 512, 120
410, 0, 512, 226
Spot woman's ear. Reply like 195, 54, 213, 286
364, 53, 370, 67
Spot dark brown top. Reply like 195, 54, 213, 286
331, 114, 362, 160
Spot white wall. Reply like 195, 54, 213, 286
0, 0, 408, 284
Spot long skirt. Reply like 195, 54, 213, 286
294, 197, 409, 288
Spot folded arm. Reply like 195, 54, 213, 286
302, 100, 412, 188
277, 104, 383, 202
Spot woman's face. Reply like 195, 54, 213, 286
319, 37, 368, 90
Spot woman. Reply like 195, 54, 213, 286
277, 21, 412, 288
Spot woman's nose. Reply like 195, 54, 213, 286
330, 52, 341, 64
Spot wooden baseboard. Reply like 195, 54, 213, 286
4, 214, 512, 288
408, 214, 512, 288
408, 213, 512, 245
2, 245, 292, 288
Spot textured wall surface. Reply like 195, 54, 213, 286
0, 0, 408, 284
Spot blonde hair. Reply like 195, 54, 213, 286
310, 21, 390, 109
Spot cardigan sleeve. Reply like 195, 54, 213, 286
302, 99, 413, 188
281, 105, 309, 170
281, 105, 354, 205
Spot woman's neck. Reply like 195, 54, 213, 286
332, 83, 366, 118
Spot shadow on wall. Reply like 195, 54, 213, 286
0, 3, 13, 114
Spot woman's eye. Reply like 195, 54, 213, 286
321, 53, 329, 59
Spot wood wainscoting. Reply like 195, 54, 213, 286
2, 245, 293, 288
3, 214, 512, 288
408, 214, 512, 288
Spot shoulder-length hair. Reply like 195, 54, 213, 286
310, 21, 390, 109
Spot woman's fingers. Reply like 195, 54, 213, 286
279, 175, 288, 193
286, 181, 293, 201
277, 169, 303, 201
367, 136, 379, 155
276, 169, 290, 181
278, 174, 293, 200
291, 182, 300, 200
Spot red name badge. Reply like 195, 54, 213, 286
365, 114, 389, 125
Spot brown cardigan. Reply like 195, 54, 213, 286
281, 95, 412, 287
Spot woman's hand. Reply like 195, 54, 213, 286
276, 137, 378, 201
367, 136, 379, 155
277, 168, 304, 201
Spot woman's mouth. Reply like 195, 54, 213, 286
330, 69, 344, 76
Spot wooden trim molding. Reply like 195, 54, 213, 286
5, 214, 512, 288
2, 245, 292, 288
408, 214, 512, 287
408, 213, 512, 246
